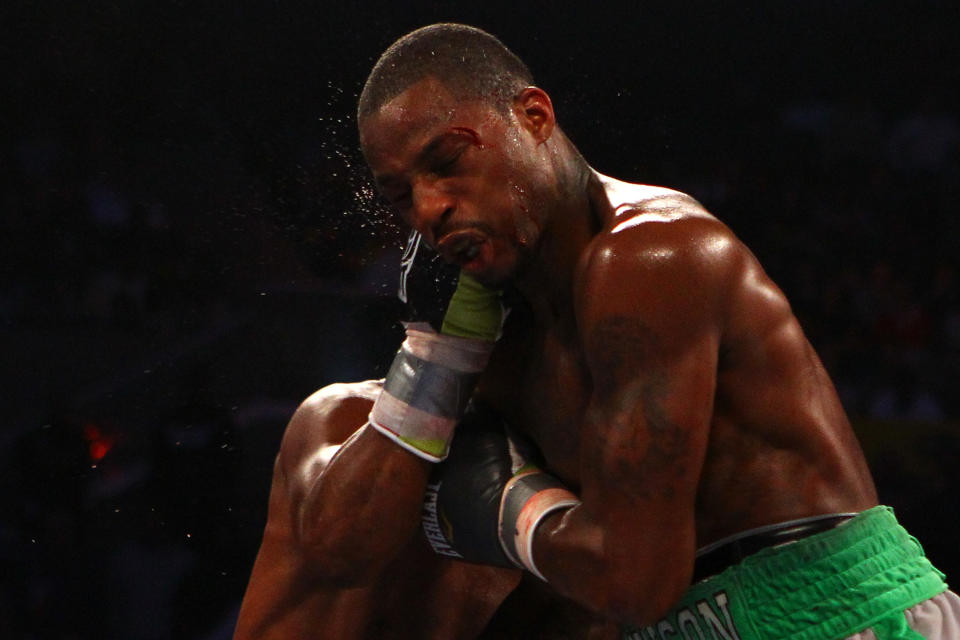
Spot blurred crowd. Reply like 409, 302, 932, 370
2, 113, 403, 637
686, 90, 960, 421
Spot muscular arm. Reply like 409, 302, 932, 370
530, 218, 732, 625
236, 382, 416, 639
235, 382, 530, 640
298, 267, 502, 584
288, 392, 432, 586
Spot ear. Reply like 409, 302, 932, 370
513, 87, 555, 143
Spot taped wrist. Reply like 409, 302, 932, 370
499, 470, 581, 581
369, 327, 493, 462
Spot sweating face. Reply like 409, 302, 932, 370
359, 76, 547, 286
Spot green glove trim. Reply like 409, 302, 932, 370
441, 272, 502, 341
397, 435, 449, 460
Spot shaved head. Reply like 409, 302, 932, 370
358, 23, 534, 122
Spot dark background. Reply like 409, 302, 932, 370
3, 1, 959, 638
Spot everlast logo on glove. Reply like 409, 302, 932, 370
422, 481, 463, 559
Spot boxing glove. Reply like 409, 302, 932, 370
422, 408, 580, 580
368, 231, 505, 461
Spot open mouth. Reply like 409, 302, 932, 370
437, 229, 486, 267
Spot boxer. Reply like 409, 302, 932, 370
350, 23, 959, 638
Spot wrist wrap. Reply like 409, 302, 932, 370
369, 327, 492, 462
499, 471, 581, 581
372, 231, 502, 461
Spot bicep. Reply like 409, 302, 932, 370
579, 314, 716, 521
574, 221, 730, 523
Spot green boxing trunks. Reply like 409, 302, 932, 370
623, 506, 948, 640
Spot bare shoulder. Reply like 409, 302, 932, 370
278, 380, 382, 473
577, 178, 747, 324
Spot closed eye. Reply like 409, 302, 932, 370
431, 145, 467, 176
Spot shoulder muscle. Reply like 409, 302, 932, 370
278, 380, 381, 476
576, 214, 741, 358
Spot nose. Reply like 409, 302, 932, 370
409, 177, 454, 245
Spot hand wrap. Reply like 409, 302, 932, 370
499, 470, 580, 580
369, 231, 504, 461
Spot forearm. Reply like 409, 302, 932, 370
297, 324, 491, 578
531, 504, 693, 626
295, 246, 502, 584
298, 425, 432, 585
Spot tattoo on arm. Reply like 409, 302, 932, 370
586, 316, 690, 499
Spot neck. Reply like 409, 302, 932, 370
513, 141, 609, 320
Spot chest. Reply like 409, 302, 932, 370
482, 315, 592, 487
